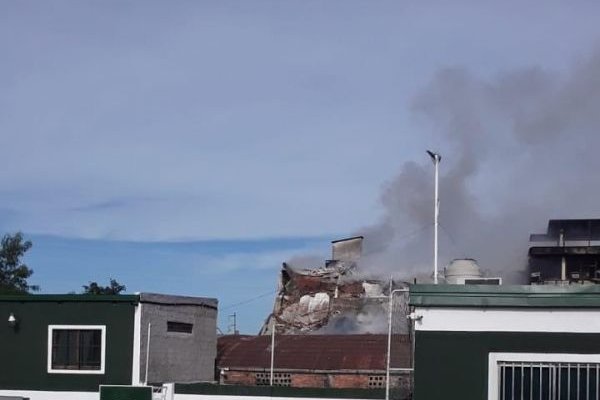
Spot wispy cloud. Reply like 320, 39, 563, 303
2, 2, 600, 240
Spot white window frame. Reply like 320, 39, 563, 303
488, 352, 600, 400
47, 325, 106, 375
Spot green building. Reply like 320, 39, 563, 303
410, 284, 600, 400
0, 292, 217, 400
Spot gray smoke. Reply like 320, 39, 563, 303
316, 309, 388, 334
359, 48, 600, 283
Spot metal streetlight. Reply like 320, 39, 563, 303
426, 150, 441, 284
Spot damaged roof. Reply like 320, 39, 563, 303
217, 334, 410, 371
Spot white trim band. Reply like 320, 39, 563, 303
0, 390, 97, 400
414, 307, 600, 333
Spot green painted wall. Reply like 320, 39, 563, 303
414, 331, 600, 400
100, 385, 152, 400
0, 299, 136, 392
175, 382, 405, 399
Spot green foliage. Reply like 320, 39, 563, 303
0, 232, 37, 294
82, 278, 126, 295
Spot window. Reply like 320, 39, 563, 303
167, 321, 193, 334
489, 353, 600, 400
47, 325, 106, 374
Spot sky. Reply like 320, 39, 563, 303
2, 1, 600, 332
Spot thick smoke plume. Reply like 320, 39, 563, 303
360, 49, 600, 283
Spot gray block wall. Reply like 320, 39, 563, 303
138, 293, 218, 384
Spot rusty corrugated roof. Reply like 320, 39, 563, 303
217, 334, 410, 371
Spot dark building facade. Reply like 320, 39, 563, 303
529, 219, 600, 284
410, 284, 600, 400
0, 293, 217, 399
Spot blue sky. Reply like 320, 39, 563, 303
3, 1, 600, 332
23, 234, 330, 333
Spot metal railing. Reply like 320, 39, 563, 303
499, 362, 600, 400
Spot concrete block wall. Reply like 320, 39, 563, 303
221, 370, 410, 390
139, 294, 218, 384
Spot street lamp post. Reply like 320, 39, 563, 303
426, 151, 441, 284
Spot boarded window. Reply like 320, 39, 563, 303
50, 328, 103, 371
167, 321, 193, 334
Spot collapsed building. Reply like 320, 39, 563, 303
259, 236, 409, 335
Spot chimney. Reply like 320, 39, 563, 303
331, 236, 363, 262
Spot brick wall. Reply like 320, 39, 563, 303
291, 373, 326, 388
328, 374, 369, 389
221, 370, 257, 386
221, 370, 410, 390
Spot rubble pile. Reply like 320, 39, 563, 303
259, 237, 408, 335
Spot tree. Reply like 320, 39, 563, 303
0, 232, 37, 294
82, 278, 126, 295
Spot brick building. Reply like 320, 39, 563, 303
216, 334, 411, 391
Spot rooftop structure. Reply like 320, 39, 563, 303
331, 236, 364, 264
529, 219, 600, 284
0, 292, 218, 399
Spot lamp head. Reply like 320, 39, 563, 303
8, 313, 17, 328
426, 150, 441, 163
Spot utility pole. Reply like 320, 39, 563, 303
427, 151, 441, 284
228, 313, 238, 335
270, 322, 275, 386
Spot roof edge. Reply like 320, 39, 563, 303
0, 294, 140, 303
140, 292, 218, 309
409, 284, 600, 308
331, 236, 364, 244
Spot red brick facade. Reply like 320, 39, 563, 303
220, 369, 410, 389
217, 334, 412, 390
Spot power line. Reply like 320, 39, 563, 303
220, 289, 278, 311
400, 224, 432, 243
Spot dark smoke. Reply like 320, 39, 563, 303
359, 49, 600, 283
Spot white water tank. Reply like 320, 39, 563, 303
445, 258, 482, 284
